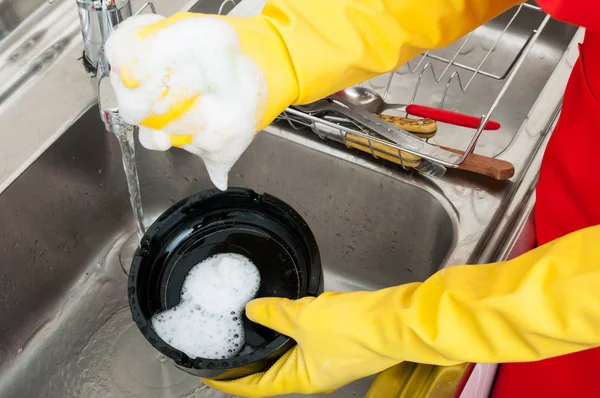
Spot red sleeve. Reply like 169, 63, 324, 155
535, 0, 600, 31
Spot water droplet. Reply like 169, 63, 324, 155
458, 41, 476, 55
480, 36, 497, 52
157, 354, 169, 363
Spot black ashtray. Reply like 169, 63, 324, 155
128, 188, 323, 380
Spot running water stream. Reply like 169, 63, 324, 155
97, 60, 146, 246
114, 127, 146, 244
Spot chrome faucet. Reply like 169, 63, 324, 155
75, 0, 136, 140
76, 0, 133, 68
73, 0, 156, 134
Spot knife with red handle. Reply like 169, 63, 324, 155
404, 104, 501, 130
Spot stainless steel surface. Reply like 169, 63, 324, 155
0, 0, 584, 397
0, 0, 48, 42
295, 99, 463, 166
0, 104, 455, 398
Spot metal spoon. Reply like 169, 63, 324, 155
335, 87, 501, 130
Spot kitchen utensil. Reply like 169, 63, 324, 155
128, 188, 323, 380
295, 98, 463, 166
438, 145, 514, 180
313, 118, 446, 177
324, 114, 437, 139
336, 87, 501, 130
314, 120, 422, 167
314, 118, 514, 180
375, 114, 437, 139
379, 115, 514, 179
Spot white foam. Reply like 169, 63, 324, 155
105, 14, 266, 190
151, 253, 261, 360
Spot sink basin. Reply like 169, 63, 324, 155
0, 0, 582, 396
0, 106, 454, 398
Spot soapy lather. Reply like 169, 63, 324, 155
151, 253, 261, 360
104, 14, 267, 190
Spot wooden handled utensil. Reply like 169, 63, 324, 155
341, 114, 515, 180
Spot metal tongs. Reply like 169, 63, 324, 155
292, 98, 464, 167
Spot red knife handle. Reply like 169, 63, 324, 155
405, 104, 501, 130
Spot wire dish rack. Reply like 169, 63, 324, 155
218, 1, 549, 171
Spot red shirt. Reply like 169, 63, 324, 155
493, 1, 600, 397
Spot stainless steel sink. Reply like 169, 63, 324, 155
0, 0, 584, 397
0, 105, 455, 398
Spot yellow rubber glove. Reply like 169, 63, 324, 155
105, 12, 297, 147
104, 12, 298, 189
262, 0, 523, 105
203, 224, 600, 396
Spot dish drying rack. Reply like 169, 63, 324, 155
218, 1, 549, 171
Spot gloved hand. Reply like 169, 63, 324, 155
106, 11, 299, 135
104, 11, 298, 189
203, 291, 420, 397
204, 224, 600, 397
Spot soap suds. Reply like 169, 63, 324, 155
151, 253, 261, 360
105, 14, 266, 190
